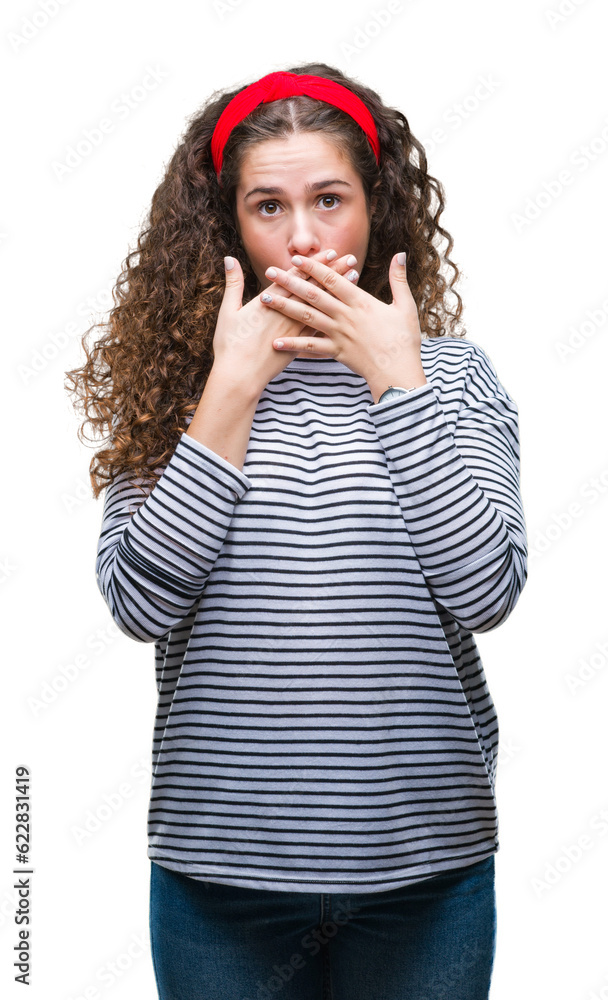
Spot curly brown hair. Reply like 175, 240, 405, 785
64, 61, 466, 499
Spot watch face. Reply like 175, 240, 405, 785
380, 387, 407, 401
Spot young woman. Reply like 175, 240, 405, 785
66, 63, 528, 1000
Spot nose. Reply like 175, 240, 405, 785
287, 209, 321, 258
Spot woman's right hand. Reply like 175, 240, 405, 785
211, 249, 357, 395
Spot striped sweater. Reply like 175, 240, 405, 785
95, 335, 528, 893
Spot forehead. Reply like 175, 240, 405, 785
236, 133, 355, 187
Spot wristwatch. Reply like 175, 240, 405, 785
377, 385, 419, 404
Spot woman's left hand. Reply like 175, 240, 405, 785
261, 252, 426, 390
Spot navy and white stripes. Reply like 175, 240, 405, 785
95, 336, 527, 893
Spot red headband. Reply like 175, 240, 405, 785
211, 71, 381, 177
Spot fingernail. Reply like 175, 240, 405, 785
291, 255, 303, 266
346, 269, 359, 282
261, 292, 272, 303
346, 254, 357, 267
265, 266, 278, 279
224, 256, 235, 270
274, 340, 284, 348
325, 249, 337, 261
397, 251, 406, 265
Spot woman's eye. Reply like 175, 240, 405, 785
319, 195, 340, 209
259, 201, 280, 216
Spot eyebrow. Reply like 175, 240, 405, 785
243, 179, 353, 201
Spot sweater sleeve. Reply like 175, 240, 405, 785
95, 432, 253, 643
366, 343, 528, 633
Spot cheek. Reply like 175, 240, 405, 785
241, 225, 279, 271
333, 229, 369, 263
335, 210, 370, 252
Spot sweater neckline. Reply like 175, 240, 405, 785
282, 338, 439, 374
282, 356, 354, 374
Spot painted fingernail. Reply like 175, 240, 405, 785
346, 269, 359, 282
224, 256, 235, 270
346, 254, 357, 267
261, 292, 272, 303
265, 266, 278, 279
274, 340, 284, 348
397, 251, 406, 265
291, 255, 303, 266
325, 249, 338, 261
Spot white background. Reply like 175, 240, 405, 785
2, 0, 607, 996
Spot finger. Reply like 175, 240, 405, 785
263, 266, 340, 319
272, 333, 336, 356
288, 254, 360, 305
310, 251, 359, 287
218, 256, 244, 313
261, 250, 358, 302
260, 287, 334, 335
268, 250, 356, 291
284, 248, 341, 283
316, 249, 357, 271
388, 250, 414, 310
264, 264, 359, 316
263, 256, 322, 300
292, 251, 358, 286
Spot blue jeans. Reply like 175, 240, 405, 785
149, 855, 496, 1000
